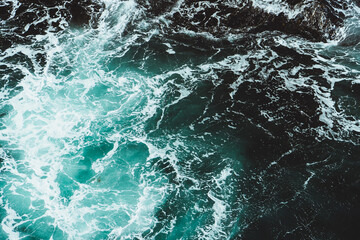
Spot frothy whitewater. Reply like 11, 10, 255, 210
1, 0, 360, 239
0, 0, 243, 239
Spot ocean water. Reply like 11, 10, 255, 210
0, 0, 359, 239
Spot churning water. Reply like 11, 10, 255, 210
0, 0, 359, 239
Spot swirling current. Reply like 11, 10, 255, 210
0, 0, 359, 239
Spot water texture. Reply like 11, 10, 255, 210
0, 0, 359, 239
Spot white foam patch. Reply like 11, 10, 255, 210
251, 0, 306, 18
0, 0, 170, 239
197, 166, 235, 240
1, 203, 21, 240
0, 72, 167, 239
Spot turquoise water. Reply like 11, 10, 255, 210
1, 0, 360, 239
0, 1, 246, 239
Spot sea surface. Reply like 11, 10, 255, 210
0, 0, 359, 239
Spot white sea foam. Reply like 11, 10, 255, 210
251, 0, 304, 18
197, 166, 235, 240
1, 0, 359, 239
0, 0, 171, 239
